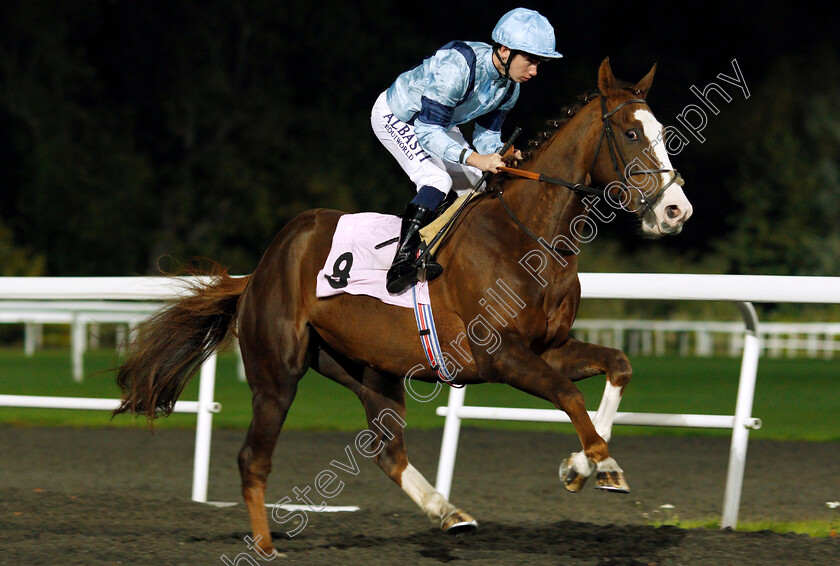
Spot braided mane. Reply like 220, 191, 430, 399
488, 91, 597, 193
516, 91, 599, 164
490, 83, 641, 192
512, 81, 641, 164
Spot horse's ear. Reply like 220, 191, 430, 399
598, 58, 617, 95
633, 63, 657, 98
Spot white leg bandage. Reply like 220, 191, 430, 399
400, 463, 456, 520
592, 381, 623, 443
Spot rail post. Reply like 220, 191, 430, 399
721, 301, 761, 528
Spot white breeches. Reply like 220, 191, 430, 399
370, 91, 482, 197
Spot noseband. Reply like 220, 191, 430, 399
495, 95, 683, 252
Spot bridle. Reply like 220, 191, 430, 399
591, 95, 682, 216
495, 95, 684, 252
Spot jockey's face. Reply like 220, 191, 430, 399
496, 46, 541, 83
510, 52, 542, 83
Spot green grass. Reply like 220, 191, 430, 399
651, 518, 840, 538
0, 349, 839, 441
3, 348, 838, 538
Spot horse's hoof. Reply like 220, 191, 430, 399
441, 510, 478, 536
559, 457, 589, 492
254, 548, 287, 559
594, 470, 630, 493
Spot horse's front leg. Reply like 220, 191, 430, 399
479, 340, 624, 494
541, 338, 632, 493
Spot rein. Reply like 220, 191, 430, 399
493, 96, 684, 253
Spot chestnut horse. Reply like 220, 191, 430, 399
115, 59, 691, 555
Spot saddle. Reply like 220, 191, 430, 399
373, 189, 476, 277
418, 191, 476, 256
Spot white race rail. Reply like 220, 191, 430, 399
435, 274, 840, 529
3, 275, 839, 520
0, 276, 223, 502
571, 319, 840, 358
0, 300, 163, 380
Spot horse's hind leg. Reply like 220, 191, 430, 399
236, 303, 311, 555
361, 372, 477, 533
316, 351, 477, 534
238, 384, 300, 556
542, 338, 632, 493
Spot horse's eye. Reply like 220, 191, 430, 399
625, 130, 639, 141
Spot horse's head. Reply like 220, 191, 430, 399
588, 58, 692, 237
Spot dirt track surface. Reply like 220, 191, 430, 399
1, 426, 839, 565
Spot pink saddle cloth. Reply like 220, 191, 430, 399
315, 213, 430, 309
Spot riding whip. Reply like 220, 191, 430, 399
416, 127, 522, 266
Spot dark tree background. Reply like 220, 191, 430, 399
1, 0, 838, 277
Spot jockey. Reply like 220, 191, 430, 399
371, 8, 562, 294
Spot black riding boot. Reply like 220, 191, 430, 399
386, 203, 435, 294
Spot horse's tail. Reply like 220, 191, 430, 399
113, 268, 251, 422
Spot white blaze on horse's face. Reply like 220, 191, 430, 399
633, 109, 693, 237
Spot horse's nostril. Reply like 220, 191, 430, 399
665, 205, 681, 220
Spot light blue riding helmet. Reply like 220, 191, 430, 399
491, 8, 562, 59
